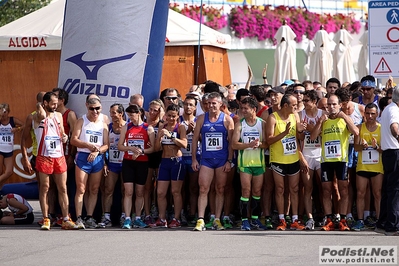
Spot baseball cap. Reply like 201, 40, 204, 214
282, 80, 294, 86
269, 86, 286, 94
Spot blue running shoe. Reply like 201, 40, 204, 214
352, 220, 365, 231
250, 218, 266, 230
133, 218, 148, 228
122, 218, 131, 229
241, 219, 251, 231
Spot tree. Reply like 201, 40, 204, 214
0, 0, 50, 27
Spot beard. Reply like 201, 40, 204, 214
45, 105, 55, 113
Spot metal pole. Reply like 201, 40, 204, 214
195, 0, 204, 85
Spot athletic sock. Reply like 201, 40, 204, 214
251, 196, 261, 219
240, 197, 249, 220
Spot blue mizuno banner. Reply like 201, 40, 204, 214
58, 0, 169, 117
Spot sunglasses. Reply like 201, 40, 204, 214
89, 106, 101, 111
362, 87, 373, 91
165, 96, 178, 100
294, 90, 305, 94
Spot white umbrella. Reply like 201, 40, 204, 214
272, 22, 298, 86
333, 27, 356, 83
357, 30, 369, 79
308, 27, 333, 85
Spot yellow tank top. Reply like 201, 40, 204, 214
270, 112, 299, 164
30, 111, 38, 156
356, 123, 383, 174
321, 118, 350, 162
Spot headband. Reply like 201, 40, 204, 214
361, 80, 376, 88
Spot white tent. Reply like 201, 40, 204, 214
0, 0, 231, 50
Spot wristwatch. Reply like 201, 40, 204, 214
227, 159, 233, 163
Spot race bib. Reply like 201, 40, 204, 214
182, 133, 193, 156
44, 136, 61, 155
282, 136, 297, 155
205, 132, 223, 151
86, 130, 102, 145
324, 140, 342, 159
304, 133, 321, 149
361, 148, 379, 165
243, 131, 260, 150
127, 139, 144, 155
109, 146, 124, 163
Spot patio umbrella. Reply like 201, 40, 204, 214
307, 26, 333, 85
333, 26, 356, 83
272, 21, 298, 86
357, 30, 369, 79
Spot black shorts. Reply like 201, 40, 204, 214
356, 171, 381, 179
148, 151, 162, 169
264, 154, 271, 168
30, 155, 37, 172
321, 162, 348, 182
270, 161, 300, 176
122, 159, 148, 185
14, 212, 34, 225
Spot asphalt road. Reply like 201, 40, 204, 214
0, 201, 398, 266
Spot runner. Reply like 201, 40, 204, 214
117, 104, 154, 229
192, 92, 234, 231
33, 92, 77, 230
71, 96, 109, 229
231, 97, 268, 230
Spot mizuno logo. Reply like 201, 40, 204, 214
65, 52, 136, 80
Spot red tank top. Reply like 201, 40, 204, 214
123, 122, 150, 162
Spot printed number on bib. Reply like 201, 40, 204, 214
44, 136, 61, 155
361, 148, 379, 164
282, 136, 297, 155
243, 131, 260, 150
127, 139, 144, 155
304, 134, 320, 149
182, 134, 193, 156
109, 146, 123, 163
205, 132, 223, 151
1, 135, 13, 145
324, 140, 341, 159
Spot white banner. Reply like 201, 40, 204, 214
58, 0, 169, 117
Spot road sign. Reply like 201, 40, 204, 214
369, 1, 399, 78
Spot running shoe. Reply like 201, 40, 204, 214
122, 219, 131, 229
285, 215, 292, 228
98, 217, 113, 228
223, 217, 233, 229
144, 215, 155, 226
264, 217, 273, 230
150, 218, 167, 228
180, 211, 188, 226
62, 218, 78, 230
205, 217, 215, 229
187, 215, 197, 227
168, 218, 181, 229
84, 217, 98, 229
305, 218, 315, 230
290, 219, 305, 230
41, 218, 51, 230
365, 216, 377, 228
53, 215, 63, 227
133, 218, 148, 228
241, 219, 251, 231
250, 218, 266, 230
120, 215, 126, 227
321, 218, 335, 231
338, 218, 350, 231
276, 219, 287, 231
212, 218, 225, 230
75, 217, 86, 230
193, 218, 205, 231
351, 220, 365, 231
346, 217, 355, 229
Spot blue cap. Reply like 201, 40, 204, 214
283, 80, 294, 86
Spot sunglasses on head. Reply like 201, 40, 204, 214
165, 96, 178, 100
89, 106, 101, 111
294, 90, 305, 94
